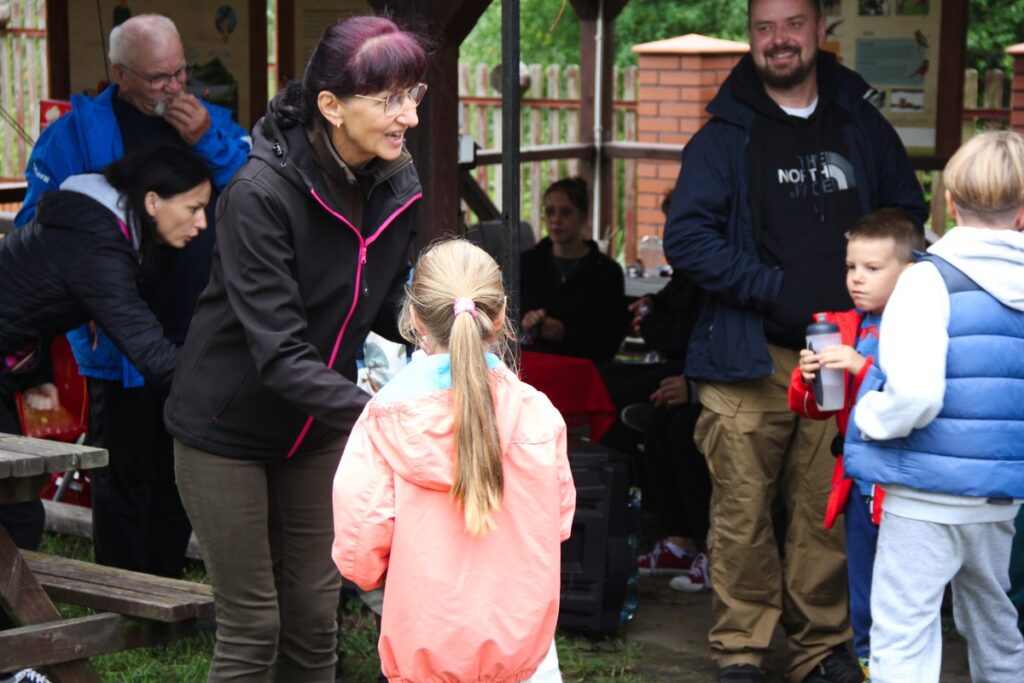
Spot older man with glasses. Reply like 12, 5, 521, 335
9, 14, 250, 581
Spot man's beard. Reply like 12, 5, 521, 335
755, 47, 818, 91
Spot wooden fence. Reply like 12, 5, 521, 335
0, 0, 47, 184
458, 62, 638, 247
925, 67, 1010, 235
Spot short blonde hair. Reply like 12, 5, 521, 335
944, 130, 1024, 226
399, 239, 514, 536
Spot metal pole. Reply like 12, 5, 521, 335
592, 0, 605, 249
501, 0, 522, 339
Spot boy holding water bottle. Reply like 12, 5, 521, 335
788, 207, 924, 680
845, 131, 1024, 683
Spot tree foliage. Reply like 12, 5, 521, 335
460, 0, 748, 67
461, 0, 1024, 78
967, 0, 1024, 75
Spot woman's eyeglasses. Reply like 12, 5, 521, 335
353, 83, 429, 117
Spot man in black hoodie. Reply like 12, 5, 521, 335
662, 1, 927, 682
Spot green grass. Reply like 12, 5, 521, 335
35, 532, 645, 682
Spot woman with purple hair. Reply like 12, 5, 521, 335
164, 15, 429, 680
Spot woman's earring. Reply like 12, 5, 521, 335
336, 119, 343, 129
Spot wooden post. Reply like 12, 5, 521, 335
934, 0, 968, 160
547, 65, 562, 193
1009, 44, 1024, 134
248, 0, 269, 127
962, 68, 978, 142
45, 0, 69, 100
983, 68, 1004, 131
475, 64, 490, 194
929, 171, 946, 237
528, 63, 543, 233
622, 65, 637, 264
565, 65, 580, 178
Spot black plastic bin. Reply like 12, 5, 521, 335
558, 438, 637, 635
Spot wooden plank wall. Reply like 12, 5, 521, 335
0, 0, 47, 185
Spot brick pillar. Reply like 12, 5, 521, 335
631, 34, 748, 243
1008, 43, 1024, 134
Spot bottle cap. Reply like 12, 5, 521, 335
806, 313, 839, 336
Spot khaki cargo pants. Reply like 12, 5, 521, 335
695, 345, 851, 682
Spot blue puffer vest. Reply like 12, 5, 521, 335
845, 255, 1024, 499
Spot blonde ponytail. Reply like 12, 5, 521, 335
399, 239, 514, 535
449, 306, 502, 535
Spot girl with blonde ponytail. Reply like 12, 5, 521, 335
333, 239, 576, 682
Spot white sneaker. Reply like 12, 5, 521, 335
669, 552, 710, 592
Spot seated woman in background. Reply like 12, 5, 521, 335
519, 177, 628, 365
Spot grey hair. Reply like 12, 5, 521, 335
108, 14, 181, 66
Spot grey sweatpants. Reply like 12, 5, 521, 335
870, 511, 1024, 683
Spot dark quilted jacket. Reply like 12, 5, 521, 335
0, 190, 178, 388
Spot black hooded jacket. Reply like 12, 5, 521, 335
662, 51, 928, 382
0, 190, 178, 388
164, 100, 422, 460
731, 56, 867, 347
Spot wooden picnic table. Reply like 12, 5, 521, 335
0, 432, 107, 682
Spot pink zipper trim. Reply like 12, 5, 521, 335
285, 189, 422, 458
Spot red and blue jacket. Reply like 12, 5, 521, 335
787, 308, 884, 529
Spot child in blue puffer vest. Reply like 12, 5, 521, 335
845, 130, 1024, 683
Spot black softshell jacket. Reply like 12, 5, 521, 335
0, 191, 178, 388
164, 107, 421, 459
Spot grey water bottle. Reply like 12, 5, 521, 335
806, 314, 844, 411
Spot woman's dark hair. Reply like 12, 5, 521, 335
103, 144, 211, 266
544, 177, 589, 216
271, 15, 429, 128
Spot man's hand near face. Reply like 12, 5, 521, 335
164, 94, 212, 146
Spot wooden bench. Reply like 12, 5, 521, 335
0, 551, 214, 676
42, 499, 205, 560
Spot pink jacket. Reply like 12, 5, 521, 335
332, 353, 576, 683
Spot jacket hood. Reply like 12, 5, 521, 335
709, 51, 875, 127
60, 173, 124, 220
251, 102, 321, 195
35, 182, 125, 239
357, 353, 527, 491
928, 226, 1024, 311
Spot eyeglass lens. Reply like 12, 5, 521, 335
384, 83, 428, 116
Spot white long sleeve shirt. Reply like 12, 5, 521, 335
854, 226, 1024, 523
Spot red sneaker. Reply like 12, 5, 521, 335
669, 552, 710, 592
635, 540, 695, 575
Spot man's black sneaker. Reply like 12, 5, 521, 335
802, 646, 865, 683
719, 663, 764, 683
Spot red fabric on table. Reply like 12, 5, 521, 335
519, 351, 615, 442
